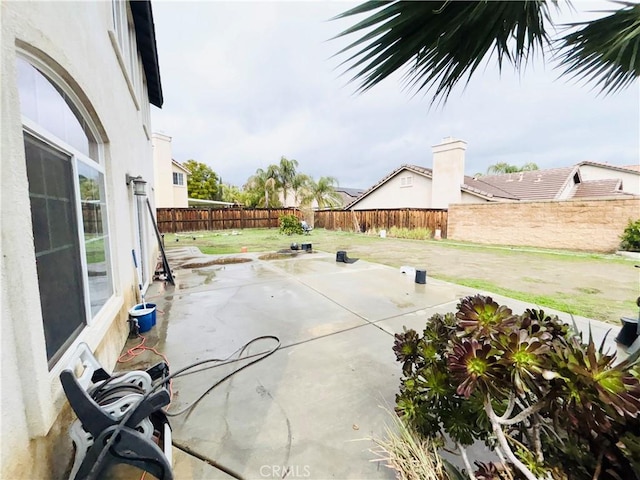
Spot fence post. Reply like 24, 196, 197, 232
171, 208, 177, 233
268, 208, 271, 229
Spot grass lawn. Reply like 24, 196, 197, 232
162, 228, 639, 325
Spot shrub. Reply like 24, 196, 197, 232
620, 219, 640, 252
388, 226, 432, 240
279, 214, 303, 235
393, 295, 640, 480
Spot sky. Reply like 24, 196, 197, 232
150, 1, 639, 190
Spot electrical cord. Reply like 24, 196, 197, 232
84, 335, 280, 480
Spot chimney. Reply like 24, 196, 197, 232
431, 137, 467, 209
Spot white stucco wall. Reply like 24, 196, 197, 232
351, 170, 433, 210
579, 164, 640, 195
172, 163, 189, 207
152, 132, 174, 207
460, 191, 491, 204
1, 2, 159, 477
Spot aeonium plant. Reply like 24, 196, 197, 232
393, 295, 640, 480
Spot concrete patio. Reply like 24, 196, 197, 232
123, 246, 624, 480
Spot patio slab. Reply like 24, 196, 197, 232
120, 248, 624, 479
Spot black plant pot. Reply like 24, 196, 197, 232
616, 316, 640, 347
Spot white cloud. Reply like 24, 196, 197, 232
151, 1, 639, 190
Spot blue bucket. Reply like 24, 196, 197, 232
129, 303, 156, 333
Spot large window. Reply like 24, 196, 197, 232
17, 57, 113, 367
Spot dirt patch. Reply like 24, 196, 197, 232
259, 252, 299, 260
306, 237, 639, 324
180, 258, 252, 268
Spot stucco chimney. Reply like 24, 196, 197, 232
431, 137, 467, 209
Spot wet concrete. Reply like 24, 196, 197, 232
117, 247, 623, 480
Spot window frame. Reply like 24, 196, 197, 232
173, 171, 184, 186
400, 175, 413, 188
22, 119, 114, 330
17, 52, 116, 369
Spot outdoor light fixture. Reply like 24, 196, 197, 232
125, 174, 147, 196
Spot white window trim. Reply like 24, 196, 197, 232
19, 50, 105, 152
400, 175, 413, 188
22, 119, 115, 328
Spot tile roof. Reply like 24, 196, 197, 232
345, 161, 638, 210
466, 167, 577, 201
570, 179, 623, 198
336, 187, 365, 198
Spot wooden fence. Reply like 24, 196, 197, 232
156, 207, 302, 233
156, 207, 448, 237
314, 209, 448, 237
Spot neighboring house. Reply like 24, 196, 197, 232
346, 137, 640, 210
152, 132, 191, 207
1, 1, 163, 478
335, 187, 365, 207
279, 186, 364, 210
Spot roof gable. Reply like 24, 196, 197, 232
344, 164, 432, 209
172, 159, 191, 174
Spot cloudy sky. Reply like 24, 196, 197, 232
150, 1, 639, 190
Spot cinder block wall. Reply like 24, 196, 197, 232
448, 197, 640, 252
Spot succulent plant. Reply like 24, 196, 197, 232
393, 296, 640, 480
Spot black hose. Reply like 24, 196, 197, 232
84, 335, 280, 480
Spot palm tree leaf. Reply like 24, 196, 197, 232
332, 0, 554, 104
557, 3, 640, 95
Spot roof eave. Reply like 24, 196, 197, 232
129, 0, 163, 108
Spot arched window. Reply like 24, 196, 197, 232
17, 56, 113, 367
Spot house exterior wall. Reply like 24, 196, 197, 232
350, 170, 433, 210
578, 165, 640, 195
448, 198, 640, 252
1, 2, 158, 478
460, 191, 490, 204
172, 163, 189, 207
152, 132, 174, 207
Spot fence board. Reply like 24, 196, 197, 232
314, 208, 448, 238
156, 207, 447, 238
156, 208, 302, 233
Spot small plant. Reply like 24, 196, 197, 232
620, 218, 640, 252
394, 295, 640, 480
370, 409, 456, 480
279, 214, 303, 235
388, 226, 432, 240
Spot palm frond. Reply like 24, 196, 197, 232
332, 0, 555, 104
558, 2, 640, 95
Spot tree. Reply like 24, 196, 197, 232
486, 162, 539, 175
243, 166, 282, 208
333, 1, 640, 104
220, 183, 243, 204
305, 176, 343, 209
183, 160, 222, 201
291, 173, 312, 206
277, 156, 299, 206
